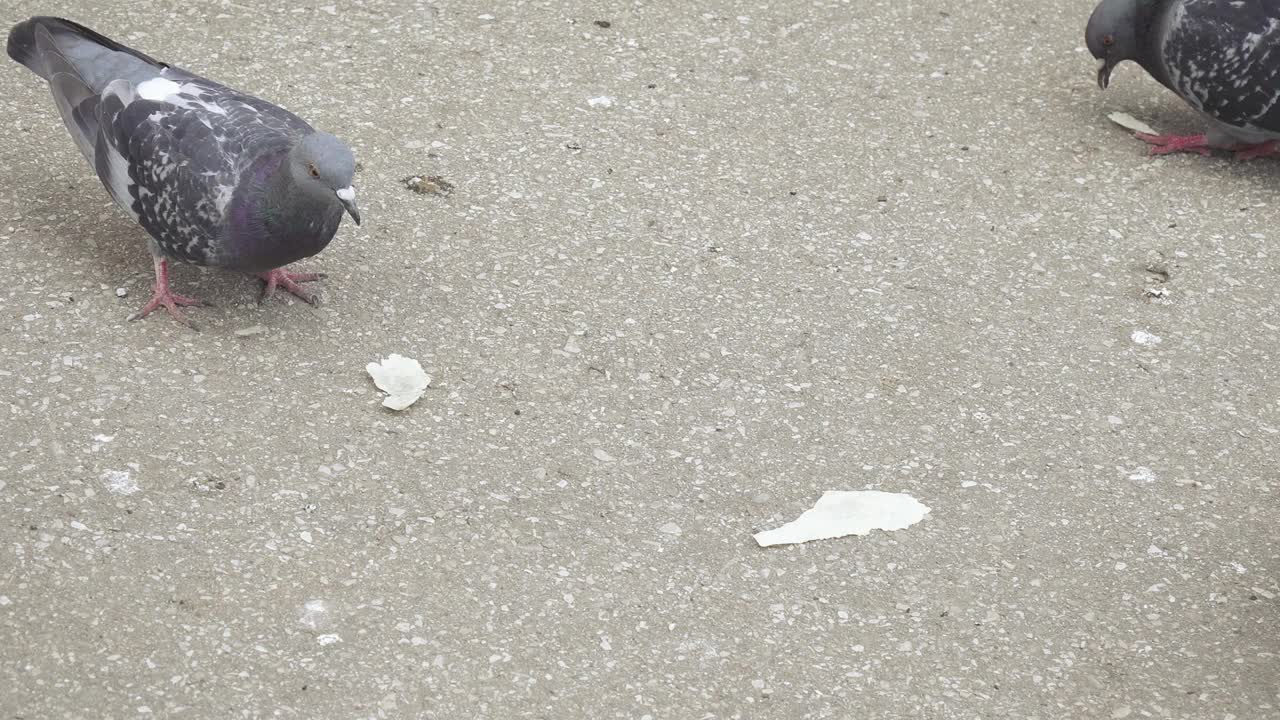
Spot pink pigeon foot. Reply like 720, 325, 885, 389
1133, 132, 1212, 156
256, 267, 326, 305
129, 257, 205, 327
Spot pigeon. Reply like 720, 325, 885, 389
7, 16, 361, 326
1087, 0, 1280, 160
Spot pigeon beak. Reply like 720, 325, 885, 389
336, 186, 361, 226
1097, 58, 1113, 90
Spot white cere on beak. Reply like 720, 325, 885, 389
336, 187, 356, 201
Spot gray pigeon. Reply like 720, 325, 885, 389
7, 16, 361, 326
1087, 0, 1280, 159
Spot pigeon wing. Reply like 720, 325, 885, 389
1163, 0, 1280, 132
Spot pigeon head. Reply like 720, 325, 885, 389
1086, 0, 1145, 90
291, 131, 361, 226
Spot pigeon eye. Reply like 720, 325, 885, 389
307, 164, 320, 178
1102, 34, 1115, 47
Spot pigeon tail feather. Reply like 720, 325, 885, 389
7, 17, 165, 87
48, 70, 99, 165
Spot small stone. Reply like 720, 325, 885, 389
1128, 466, 1157, 483
659, 522, 682, 536
299, 600, 331, 630
1130, 329, 1162, 346
235, 325, 267, 337
101, 469, 139, 496
115, 287, 128, 298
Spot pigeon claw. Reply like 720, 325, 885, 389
256, 268, 326, 306
129, 288, 206, 328
1133, 132, 1212, 157
130, 257, 205, 328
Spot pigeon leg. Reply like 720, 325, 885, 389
129, 257, 205, 327
1132, 132, 1213, 156
1233, 140, 1280, 161
256, 267, 327, 306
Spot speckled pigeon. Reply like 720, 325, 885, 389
7, 16, 360, 326
1087, 0, 1280, 159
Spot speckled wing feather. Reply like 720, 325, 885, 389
95, 71, 314, 265
1162, 0, 1280, 131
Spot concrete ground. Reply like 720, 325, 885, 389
1, 0, 1277, 717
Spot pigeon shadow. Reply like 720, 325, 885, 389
25, 169, 301, 320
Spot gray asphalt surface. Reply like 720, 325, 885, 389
1, 0, 1277, 718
